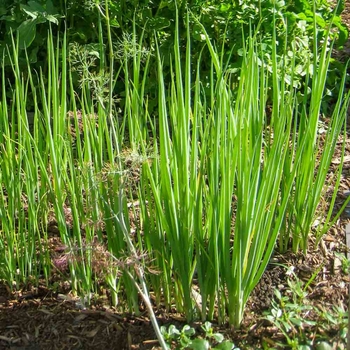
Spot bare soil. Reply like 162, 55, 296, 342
0, 8, 349, 350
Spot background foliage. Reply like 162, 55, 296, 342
0, 0, 348, 112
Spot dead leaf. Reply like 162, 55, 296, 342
85, 325, 100, 338
332, 155, 350, 164
38, 308, 54, 315
0, 335, 14, 342
73, 314, 88, 323
342, 275, 350, 282
333, 257, 342, 272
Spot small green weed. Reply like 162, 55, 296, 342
334, 252, 350, 274
160, 322, 237, 350
263, 267, 348, 349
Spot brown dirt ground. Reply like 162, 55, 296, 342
0, 7, 350, 350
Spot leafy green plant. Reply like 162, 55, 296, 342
16, 0, 60, 49
1, 0, 347, 114
160, 322, 236, 350
317, 304, 348, 343
0, 0, 60, 61
334, 252, 350, 275
263, 267, 348, 349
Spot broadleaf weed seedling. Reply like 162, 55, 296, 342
334, 252, 350, 274
264, 266, 347, 349
160, 322, 237, 350
317, 304, 348, 342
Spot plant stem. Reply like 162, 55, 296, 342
110, 189, 168, 350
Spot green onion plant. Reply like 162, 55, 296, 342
139, 10, 349, 328
0, 1, 348, 334
279, 7, 350, 253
